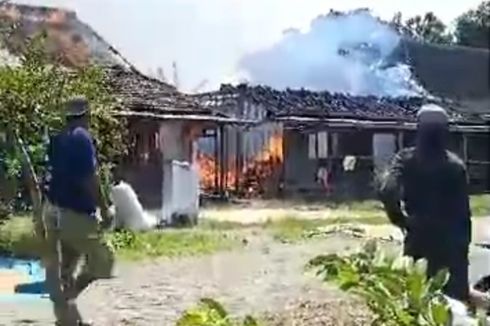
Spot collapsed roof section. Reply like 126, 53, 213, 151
0, 3, 129, 68
196, 84, 485, 125
105, 66, 247, 123
0, 3, 236, 123
104, 65, 200, 114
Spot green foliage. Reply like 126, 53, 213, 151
405, 13, 453, 44
104, 228, 238, 260
391, 12, 453, 44
455, 1, 490, 48
0, 31, 127, 213
0, 217, 45, 258
0, 216, 238, 260
177, 298, 260, 326
391, 1, 490, 48
308, 240, 451, 326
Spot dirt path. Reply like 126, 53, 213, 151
1, 235, 370, 326
4, 217, 489, 325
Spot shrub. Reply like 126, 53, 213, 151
308, 240, 451, 326
177, 298, 260, 326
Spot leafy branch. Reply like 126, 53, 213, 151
308, 240, 451, 326
0, 29, 127, 215
177, 298, 261, 326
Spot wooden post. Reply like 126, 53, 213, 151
235, 129, 242, 194
214, 127, 219, 194
397, 131, 404, 151
463, 134, 468, 164
219, 125, 226, 197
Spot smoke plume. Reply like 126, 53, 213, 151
237, 9, 427, 97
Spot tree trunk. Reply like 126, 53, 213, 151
13, 134, 45, 238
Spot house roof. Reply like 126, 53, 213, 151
196, 84, 485, 125
0, 3, 128, 68
395, 39, 490, 115
197, 39, 490, 124
0, 3, 227, 119
104, 65, 206, 114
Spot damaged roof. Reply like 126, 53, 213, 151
104, 65, 205, 114
196, 84, 485, 124
0, 3, 222, 118
0, 2, 128, 68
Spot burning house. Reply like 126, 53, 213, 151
0, 3, 242, 222
193, 10, 490, 199
195, 85, 488, 199
104, 66, 244, 221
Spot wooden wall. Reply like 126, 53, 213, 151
282, 127, 489, 198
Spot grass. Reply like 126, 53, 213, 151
0, 217, 44, 259
0, 217, 239, 261
264, 215, 386, 243
0, 195, 487, 259
106, 229, 238, 260
471, 194, 490, 217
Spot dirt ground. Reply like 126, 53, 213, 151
1, 234, 372, 326
199, 199, 384, 224
2, 216, 490, 326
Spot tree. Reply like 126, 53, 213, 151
455, 1, 490, 48
0, 33, 127, 214
392, 12, 453, 44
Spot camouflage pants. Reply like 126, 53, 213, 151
43, 201, 114, 325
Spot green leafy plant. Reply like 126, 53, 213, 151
105, 229, 137, 252
0, 29, 127, 216
177, 298, 260, 326
308, 240, 451, 326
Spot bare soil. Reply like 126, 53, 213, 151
0, 234, 371, 326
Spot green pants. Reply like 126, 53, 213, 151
43, 201, 114, 325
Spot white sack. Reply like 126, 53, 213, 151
110, 181, 157, 231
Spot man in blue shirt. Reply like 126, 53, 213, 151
44, 96, 114, 326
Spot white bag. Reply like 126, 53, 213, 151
110, 181, 157, 231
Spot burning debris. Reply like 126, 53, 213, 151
197, 131, 283, 197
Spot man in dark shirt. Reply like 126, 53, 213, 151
44, 96, 114, 326
379, 104, 471, 302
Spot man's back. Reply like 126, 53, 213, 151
381, 147, 471, 252
47, 126, 97, 215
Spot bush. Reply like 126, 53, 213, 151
0, 30, 127, 216
177, 298, 260, 326
308, 240, 451, 326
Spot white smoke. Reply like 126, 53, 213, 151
237, 9, 427, 97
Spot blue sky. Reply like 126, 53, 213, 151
15, 0, 483, 92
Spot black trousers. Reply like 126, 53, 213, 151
404, 240, 469, 302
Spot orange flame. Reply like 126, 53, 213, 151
197, 132, 283, 197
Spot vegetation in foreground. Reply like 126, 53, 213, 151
177, 298, 261, 326
308, 240, 452, 326
0, 217, 238, 260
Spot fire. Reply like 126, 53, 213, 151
197, 132, 283, 197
